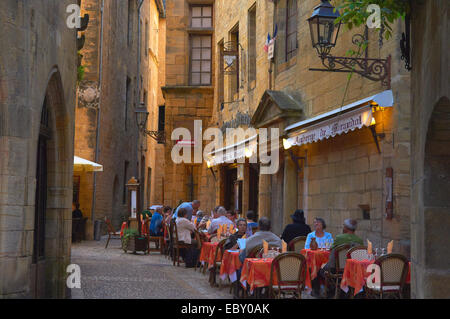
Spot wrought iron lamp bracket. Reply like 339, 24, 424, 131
310, 33, 392, 88
369, 125, 385, 154
288, 150, 306, 173
140, 127, 165, 145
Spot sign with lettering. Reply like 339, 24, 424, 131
267, 39, 275, 60
288, 107, 373, 147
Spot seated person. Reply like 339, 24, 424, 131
316, 219, 363, 298
305, 217, 334, 249
224, 218, 247, 250
175, 208, 199, 268
172, 200, 201, 221
193, 210, 204, 228
245, 210, 258, 237
226, 210, 238, 224
149, 206, 164, 236
281, 209, 312, 245
239, 217, 282, 263
141, 208, 153, 221
207, 206, 234, 234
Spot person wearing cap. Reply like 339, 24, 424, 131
281, 209, 312, 245
331, 218, 363, 250
305, 217, 334, 249
315, 219, 363, 298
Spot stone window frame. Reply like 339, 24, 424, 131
286, 0, 298, 61
248, 3, 257, 89
189, 4, 213, 29
189, 34, 213, 86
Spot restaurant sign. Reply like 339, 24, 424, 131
287, 107, 373, 147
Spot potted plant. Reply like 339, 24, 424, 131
121, 228, 138, 253
121, 228, 148, 254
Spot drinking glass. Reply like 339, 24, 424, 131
381, 248, 386, 256
374, 248, 379, 257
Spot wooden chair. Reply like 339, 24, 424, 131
146, 218, 164, 254
209, 238, 227, 287
104, 217, 121, 249
366, 254, 409, 299
193, 230, 203, 272
288, 236, 307, 252
268, 252, 307, 299
346, 246, 369, 261
324, 243, 352, 298
170, 220, 192, 266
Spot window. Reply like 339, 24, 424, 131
218, 40, 225, 109
127, 0, 133, 47
248, 5, 257, 85
158, 105, 165, 132
122, 161, 129, 204
125, 77, 131, 131
145, 20, 149, 57
286, 0, 298, 61
190, 35, 212, 86
190, 5, 212, 28
229, 25, 239, 96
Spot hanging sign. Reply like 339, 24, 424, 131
288, 107, 373, 147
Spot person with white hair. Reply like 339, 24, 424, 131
207, 206, 234, 234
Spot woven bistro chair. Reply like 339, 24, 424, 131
346, 246, 370, 261
288, 236, 307, 252
268, 252, 307, 299
366, 254, 409, 299
209, 238, 227, 287
325, 243, 352, 298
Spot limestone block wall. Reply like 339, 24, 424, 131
0, 0, 77, 298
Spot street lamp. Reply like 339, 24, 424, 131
307, 0, 391, 88
307, 0, 341, 58
135, 103, 165, 144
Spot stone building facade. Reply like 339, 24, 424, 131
0, 0, 77, 298
74, 0, 165, 234
201, 0, 412, 256
409, 0, 449, 299
160, 0, 216, 210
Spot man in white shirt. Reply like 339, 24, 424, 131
207, 206, 234, 234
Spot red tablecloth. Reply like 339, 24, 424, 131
240, 258, 311, 294
199, 242, 220, 269
341, 259, 411, 295
300, 249, 330, 281
219, 250, 242, 282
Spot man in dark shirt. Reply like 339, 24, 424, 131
281, 209, 311, 245
72, 203, 83, 219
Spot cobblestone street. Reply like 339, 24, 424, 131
70, 238, 231, 299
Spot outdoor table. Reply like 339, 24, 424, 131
340, 259, 412, 296
240, 257, 312, 295
199, 242, 219, 269
300, 249, 330, 282
219, 250, 242, 283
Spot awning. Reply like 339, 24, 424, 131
73, 156, 103, 172
206, 134, 258, 166
285, 90, 393, 147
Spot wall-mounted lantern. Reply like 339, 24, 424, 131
307, 0, 391, 88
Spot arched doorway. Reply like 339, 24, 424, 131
30, 69, 72, 298
31, 97, 50, 298
422, 97, 450, 297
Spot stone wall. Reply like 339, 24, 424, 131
410, 0, 449, 299
0, 0, 77, 298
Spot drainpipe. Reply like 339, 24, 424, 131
91, 0, 105, 223
137, 0, 144, 209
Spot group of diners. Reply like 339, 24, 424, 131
144, 199, 367, 298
